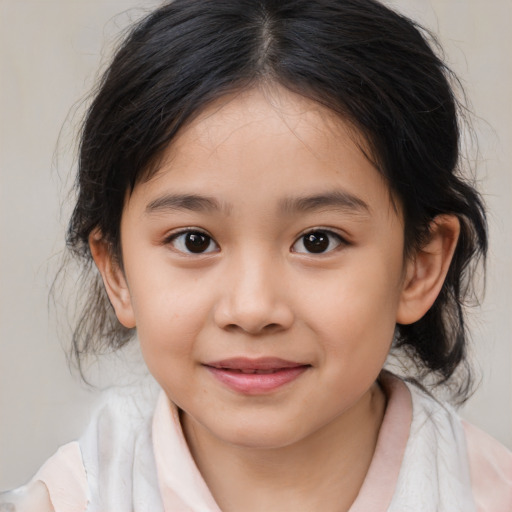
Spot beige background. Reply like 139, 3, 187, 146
0, 0, 510, 490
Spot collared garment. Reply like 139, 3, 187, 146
2, 373, 511, 511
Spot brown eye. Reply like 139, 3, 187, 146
170, 230, 218, 254
185, 232, 211, 252
292, 230, 343, 254
304, 232, 329, 253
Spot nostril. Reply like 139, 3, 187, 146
223, 322, 284, 335
224, 323, 240, 333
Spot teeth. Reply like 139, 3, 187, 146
225, 368, 278, 374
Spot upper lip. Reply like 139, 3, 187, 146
204, 357, 308, 371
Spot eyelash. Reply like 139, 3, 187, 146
164, 228, 347, 256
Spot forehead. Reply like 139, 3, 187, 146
165, 86, 369, 171
132, 86, 397, 219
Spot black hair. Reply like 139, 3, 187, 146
66, 0, 487, 400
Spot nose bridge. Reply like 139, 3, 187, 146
234, 247, 277, 302
216, 246, 293, 333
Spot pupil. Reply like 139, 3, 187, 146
185, 232, 210, 253
304, 232, 329, 253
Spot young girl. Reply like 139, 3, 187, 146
1, 0, 511, 510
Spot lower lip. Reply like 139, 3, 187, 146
206, 366, 309, 394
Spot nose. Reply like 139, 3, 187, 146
213, 252, 294, 335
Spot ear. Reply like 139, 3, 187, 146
396, 215, 460, 325
89, 230, 136, 328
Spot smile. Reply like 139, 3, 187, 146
204, 358, 310, 395
224, 368, 282, 374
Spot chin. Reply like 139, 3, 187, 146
212, 417, 310, 451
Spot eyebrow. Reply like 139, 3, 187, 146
279, 190, 370, 215
145, 194, 228, 215
145, 190, 369, 217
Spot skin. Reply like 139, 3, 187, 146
91, 86, 459, 511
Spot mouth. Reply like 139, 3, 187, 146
203, 357, 311, 394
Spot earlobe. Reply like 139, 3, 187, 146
396, 215, 460, 325
89, 230, 136, 328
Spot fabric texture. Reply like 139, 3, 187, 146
34, 443, 88, 512
463, 420, 512, 511
8, 373, 511, 512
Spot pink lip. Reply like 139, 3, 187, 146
204, 357, 310, 395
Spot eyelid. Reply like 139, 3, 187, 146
163, 226, 210, 240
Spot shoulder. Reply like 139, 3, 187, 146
403, 379, 512, 511
462, 420, 512, 512
387, 378, 477, 510
34, 441, 88, 512
0, 381, 161, 512
78, 380, 163, 510
0, 442, 86, 512
0, 480, 55, 512
79, 379, 160, 469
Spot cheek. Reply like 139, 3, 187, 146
301, 254, 403, 363
128, 272, 214, 361
306, 261, 402, 327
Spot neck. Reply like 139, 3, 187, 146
182, 382, 386, 512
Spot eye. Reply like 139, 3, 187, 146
168, 230, 219, 254
292, 230, 345, 254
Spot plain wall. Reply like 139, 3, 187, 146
1, 0, 511, 490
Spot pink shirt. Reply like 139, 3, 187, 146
15, 374, 512, 511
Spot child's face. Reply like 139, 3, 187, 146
116, 87, 410, 448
